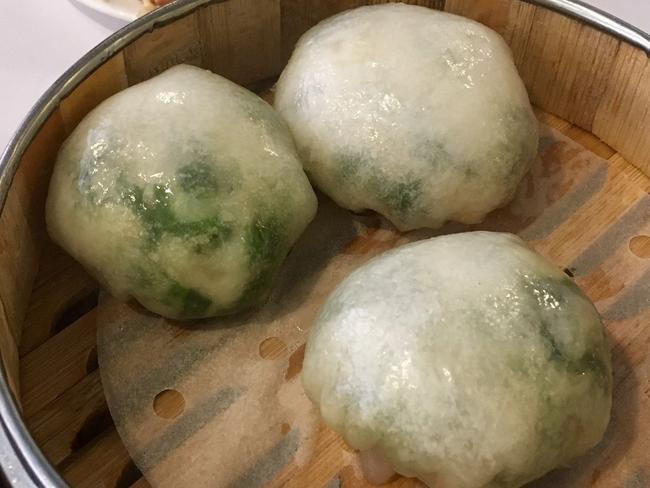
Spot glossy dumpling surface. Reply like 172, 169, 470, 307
47, 65, 317, 319
275, 4, 538, 230
303, 232, 611, 488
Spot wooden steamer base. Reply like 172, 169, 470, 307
0, 1, 648, 487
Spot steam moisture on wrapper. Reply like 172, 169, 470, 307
302, 232, 612, 488
275, 4, 539, 231
46, 65, 317, 319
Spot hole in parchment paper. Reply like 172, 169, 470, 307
153, 389, 185, 419
259, 337, 288, 360
285, 343, 306, 381
629, 235, 650, 258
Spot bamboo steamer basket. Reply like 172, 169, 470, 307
0, 0, 648, 487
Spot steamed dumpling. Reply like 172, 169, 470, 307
275, 4, 538, 231
47, 65, 317, 319
303, 232, 611, 488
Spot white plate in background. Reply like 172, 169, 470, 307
72, 0, 140, 22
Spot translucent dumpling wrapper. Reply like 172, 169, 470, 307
275, 4, 539, 231
303, 231, 612, 488
46, 65, 317, 319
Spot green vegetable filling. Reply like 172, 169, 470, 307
336, 152, 422, 215
491, 106, 538, 179
413, 139, 451, 169
133, 264, 212, 319
236, 214, 287, 308
338, 153, 366, 179
166, 281, 212, 317
122, 183, 232, 252
523, 276, 610, 390
176, 160, 220, 195
379, 180, 422, 213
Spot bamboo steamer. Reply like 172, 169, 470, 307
0, 1, 648, 487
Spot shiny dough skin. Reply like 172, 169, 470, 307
275, 4, 538, 231
303, 232, 611, 488
47, 65, 317, 319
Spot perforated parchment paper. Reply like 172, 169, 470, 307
97, 122, 650, 488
